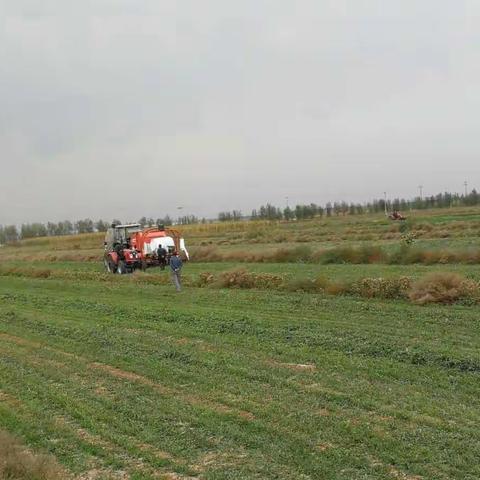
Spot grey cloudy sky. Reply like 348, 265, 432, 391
1, 0, 479, 224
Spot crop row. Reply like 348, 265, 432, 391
1, 265, 478, 306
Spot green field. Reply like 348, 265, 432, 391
1, 208, 480, 479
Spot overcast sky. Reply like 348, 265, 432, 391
1, 1, 479, 224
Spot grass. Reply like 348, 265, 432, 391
1, 206, 480, 478
1, 277, 480, 478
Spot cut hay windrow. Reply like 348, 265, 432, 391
1, 265, 478, 305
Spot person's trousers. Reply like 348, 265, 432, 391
171, 271, 182, 291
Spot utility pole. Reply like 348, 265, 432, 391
285, 196, 289, 209
464, 181, 468, 197
176, 206, 184, 225
418, 185, 423, 200
384, 191, 387, 216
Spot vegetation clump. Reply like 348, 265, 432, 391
0, 431, 65, 480
348, 277, 411, 299
409, 273, 480, 305
217, 268, 284, 289
192, 244, 480, 266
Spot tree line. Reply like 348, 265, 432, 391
1, 189, 478, 244
0, 215, 203, 243
220, 190, 480, 222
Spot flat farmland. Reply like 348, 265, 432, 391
1, 208, 480, 479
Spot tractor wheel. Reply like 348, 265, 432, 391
117, 260, 126, 275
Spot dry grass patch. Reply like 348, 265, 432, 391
216, 268, 283, 289
409, 272, 480, 305
0, 430, 66, 480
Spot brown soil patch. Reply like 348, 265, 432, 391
135, 443, 175, 461
0, 332, 42, 349
267, 359, 316, 372
389, 466, 422, 480
316, 442, 334, 452
54, 416, 114, 452
193, 448, 249, 474
94, 384, 114, 399
0, 390, 23, 408
90, 363, 167, 390
237, 410, 256, 421
90, 362, 188, 405
283, 363, 316, 371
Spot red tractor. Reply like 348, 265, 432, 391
388, 210, 407, 221
103, 224, 189, 274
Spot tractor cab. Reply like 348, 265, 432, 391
104, 224, 142, 250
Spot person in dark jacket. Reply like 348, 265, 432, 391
114, 242, 125, 260
169, 251, 183, 291
157, 244, 167, 270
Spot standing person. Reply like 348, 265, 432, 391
169, 251, 183, 292
157, 244, 167, 270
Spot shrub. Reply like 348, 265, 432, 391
400, 232, 417, 246
197, 272, 215, 286
217, 268, 283, 289
30, 269, 52, 279
349, 277, 411, 299
409, 273, 480, 305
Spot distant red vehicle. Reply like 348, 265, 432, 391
388, 211, 407, 221
103, 224, 189, 274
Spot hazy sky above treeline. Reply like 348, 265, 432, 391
1, 1, 479, 224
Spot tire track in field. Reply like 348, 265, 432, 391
0, 332, 255, 421
4, 290, 479, 374
53, 416, 199, 480
0, 340, 208, 479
